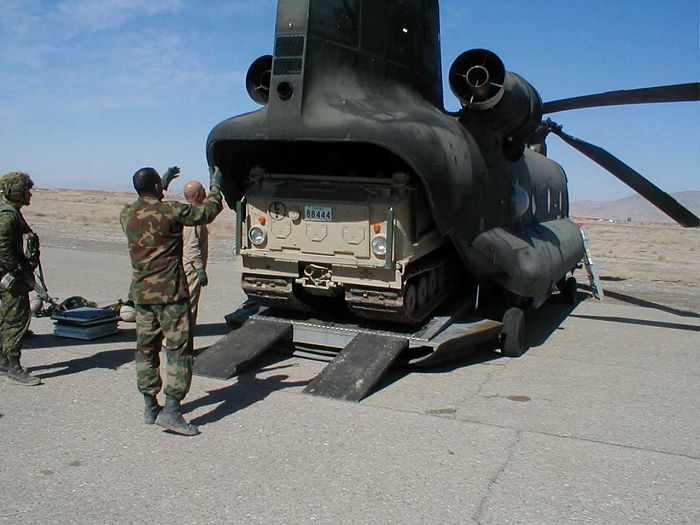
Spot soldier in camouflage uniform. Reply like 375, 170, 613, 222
0, 172, 41, 386
121, 166, 223, 435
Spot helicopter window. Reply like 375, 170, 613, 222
547, 188, 551, 213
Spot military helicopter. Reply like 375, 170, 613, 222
205, 0, 699, 361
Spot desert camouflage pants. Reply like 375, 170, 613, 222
184, 265, 202, 327
135, 299, 193, 400
0, 289, 30, 359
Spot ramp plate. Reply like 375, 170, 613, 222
303, 333, 408, 402
411, 318, 503, 367
194, 319, 292, 379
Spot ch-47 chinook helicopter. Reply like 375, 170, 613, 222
196, 0, 699, 399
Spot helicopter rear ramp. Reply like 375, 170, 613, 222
193, 298, 503, 401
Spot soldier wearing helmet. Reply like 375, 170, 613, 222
0, 171, 41, 385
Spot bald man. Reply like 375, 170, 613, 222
182, 180, 209, 326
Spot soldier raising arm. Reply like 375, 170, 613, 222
120, 166, 223, 436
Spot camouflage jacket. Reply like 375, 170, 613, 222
0, 202, 32, 276
120, 193, 223, 304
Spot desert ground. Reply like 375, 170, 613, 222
0, 188, 697, 524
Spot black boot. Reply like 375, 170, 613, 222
0, 353, 8, 375
143, 394, 161, 425
6, 356, 41, 386
154, 394, 199, 436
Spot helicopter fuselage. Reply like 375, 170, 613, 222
207, 0, 584, 322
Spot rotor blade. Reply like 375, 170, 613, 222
550, 127, 699, 227
543, 82, 700, 114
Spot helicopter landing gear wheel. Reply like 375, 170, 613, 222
500, 307, 526, 358
404, 282, 417, 316
561, 277, 577, 305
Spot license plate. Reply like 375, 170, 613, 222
304, 205, 332, 222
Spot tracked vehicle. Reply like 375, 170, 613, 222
239, 168, 458, 324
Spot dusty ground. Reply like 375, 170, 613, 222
23, 188, 700, 314
24, 188, 237, 261
573, 219, 699, 314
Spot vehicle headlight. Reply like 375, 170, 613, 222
371, 235, 387, 256
249, 226, 267, 246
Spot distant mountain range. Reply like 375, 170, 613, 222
571, 191, 700, 224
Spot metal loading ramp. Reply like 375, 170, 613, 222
193, 318, 293, 379
303, 333, 408, 401
193, 300, 503, 401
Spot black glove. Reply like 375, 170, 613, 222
195, 267, 208, 287
161, 166, 181, 190
209, 166, 223, 192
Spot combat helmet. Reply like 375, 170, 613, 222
0, 172, 34, 204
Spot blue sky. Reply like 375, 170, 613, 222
0, 0, 698, 200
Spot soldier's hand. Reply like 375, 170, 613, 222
209, 166, 223, 193
161, 166, 181, 190
196, 268, 208, 287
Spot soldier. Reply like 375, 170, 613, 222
181, 180, 209, 327
0, 172, 41, 386
121, 166, 223, 436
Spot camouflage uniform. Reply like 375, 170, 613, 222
120, 193, 222, 400
0, 202, 35, 361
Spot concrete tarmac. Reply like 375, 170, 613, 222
1, 247, 698, 524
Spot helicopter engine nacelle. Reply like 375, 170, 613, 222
449, 49, 543, 157
246, 55, 273, 105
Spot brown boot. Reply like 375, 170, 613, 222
7, 356, 41, 386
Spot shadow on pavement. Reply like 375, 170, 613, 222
28, 347, 133, 379
374, 345, 503, 395
600, 289, 699, 318
569, 314, 700, 333
525, 294, 583, 348
185, 362, 308, 427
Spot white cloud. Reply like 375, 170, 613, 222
0, 0, 264, 115
0, 0, 184, 67
56, 0, 184, 33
